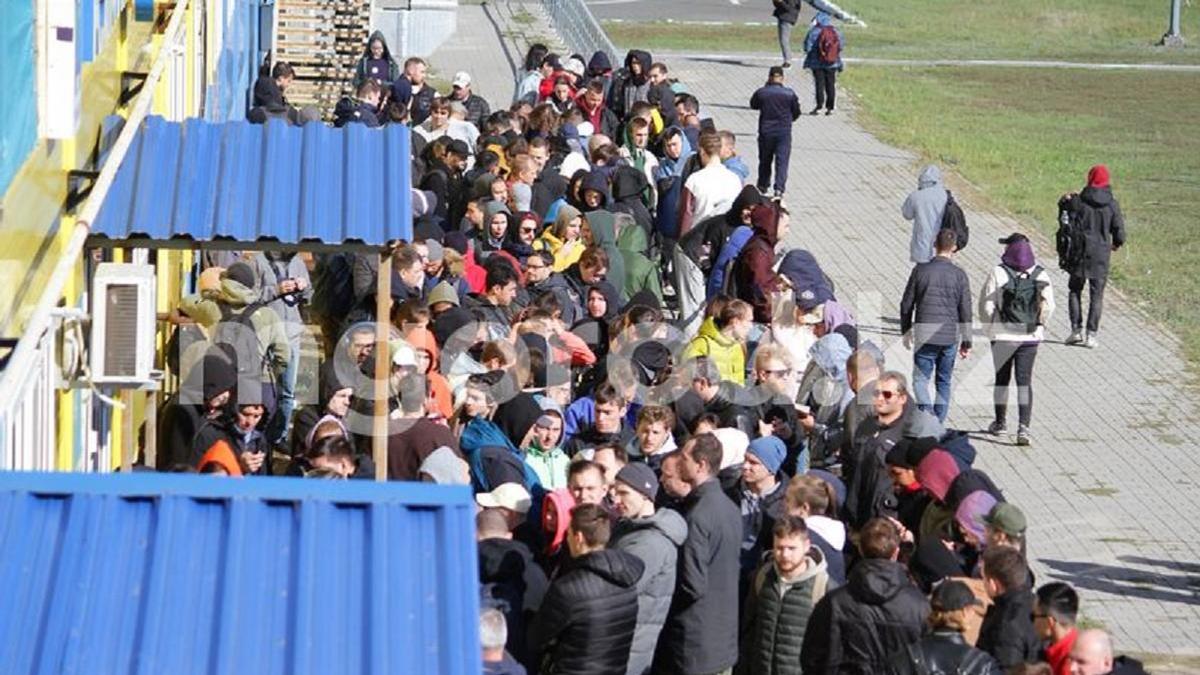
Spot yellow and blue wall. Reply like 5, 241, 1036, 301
0, 0, 266, 470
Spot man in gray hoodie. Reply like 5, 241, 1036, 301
901, 165, 948, 264
610, 463, 687, 675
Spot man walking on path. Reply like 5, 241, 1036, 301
803, 13, 844, 115
772, 0, 804, 68
901, 165, 948, 264
1058, 164, 1126, 349
656, 433, 742, 675
750, 67, 802, 199
900, 228, 973, 423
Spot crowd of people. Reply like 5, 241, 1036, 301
167, 22, 1136, 675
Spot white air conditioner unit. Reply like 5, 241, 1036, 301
90, 263, 157, 385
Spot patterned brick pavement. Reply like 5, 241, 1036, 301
671, 55, 1200, 658
427, 4, 1200, 659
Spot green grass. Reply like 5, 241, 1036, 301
604, 0, 1200, 63
843, 66, 1200, 364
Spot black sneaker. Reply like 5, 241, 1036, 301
782, 61, 792, 69
809, 107, 821, 116
987, 420, 1007, 435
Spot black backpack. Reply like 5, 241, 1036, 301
212, 302, 271, 384
1055, 206, 1086, 272
999, 266, 1045, 332
940, 191, 969, 251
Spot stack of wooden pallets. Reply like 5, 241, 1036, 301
274, 0, 371, 116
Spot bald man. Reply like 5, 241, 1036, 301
1069, 629, 1147, 675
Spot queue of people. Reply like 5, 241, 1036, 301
171, 31, 1143, 675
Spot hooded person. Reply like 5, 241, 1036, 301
404, 327, 455, 420
620, 122, 659, 205
735, 203, 787, 324
609, 49, 653, 119
579, 210, 627, 301
916, 448, 1004, 541
902, 165, 949, 264
158, 349, 239, 470
354, 30, 400, 88
653, 126, 694, 243
1057, 163, 1126, 345
978, 233, 1055, 445
795, 332, 855, 470
288, 361, 354, 455
209, 261, 291, 415
614, 212, 663, 302
536, 203, 587, 272
579, 169, 612, 212
586, 51, 614, 95
610, 166, 653, 235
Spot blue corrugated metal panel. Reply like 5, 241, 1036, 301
0, 472, 481, 675
92, 116, 413, 248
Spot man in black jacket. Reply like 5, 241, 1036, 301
528, 503, 643, 675
749, 66, 802, 199
801, 517, 930, 673
772, 0, 804, 67
1059, 164, 1126, 348
478, 509, 548, 670
655, 433, 742, 674
977, 546, 1040, 670
899, 228, 972, 423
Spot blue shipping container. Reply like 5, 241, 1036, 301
0, 472, 482, 675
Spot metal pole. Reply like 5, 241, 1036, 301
1162, 0, 1184, 46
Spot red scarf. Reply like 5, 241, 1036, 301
1045, 628, 1077, 675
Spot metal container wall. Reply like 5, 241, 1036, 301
0, 472, 481, 675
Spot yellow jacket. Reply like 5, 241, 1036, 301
682, 317, 745, 385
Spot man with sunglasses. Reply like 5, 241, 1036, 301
524, 250, 580, 327
844, 371, 942, 532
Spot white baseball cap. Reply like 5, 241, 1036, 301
391, 342, 418, 368
475, 482, 532, 514
452, 71, 471, 88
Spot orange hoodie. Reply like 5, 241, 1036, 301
197, 439, 244, 477
406, 327, 454, 419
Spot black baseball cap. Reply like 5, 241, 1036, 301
998, 232, 1029, 244
930, 579, 981, 611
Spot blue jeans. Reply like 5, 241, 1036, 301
913, 342, 957, 423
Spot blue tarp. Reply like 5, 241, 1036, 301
91, 116, 414, 248
0, 471, 482, 674
0, 0, 36, 196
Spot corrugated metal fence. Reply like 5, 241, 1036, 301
0, 472, 482, 675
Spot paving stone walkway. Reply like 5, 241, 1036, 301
671, 54, 1200, 660
426, 4, 1200, 661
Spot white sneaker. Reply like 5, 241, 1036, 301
1066, 330, 1084, 345
1084, 334, 1098, 349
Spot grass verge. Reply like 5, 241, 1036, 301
841, 65, 1200, 364
604, 0, 1200, 64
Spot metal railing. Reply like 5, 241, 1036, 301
540, 0, 617, 67
0, 328, 56, 471
0, 0, 191, 471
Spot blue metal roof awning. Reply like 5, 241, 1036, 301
0, 471, 481, 674
90, 116, 413, 251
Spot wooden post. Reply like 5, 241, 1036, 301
144, 390, 158, 469
121, 389, 134, 472
372, 248, 392, 481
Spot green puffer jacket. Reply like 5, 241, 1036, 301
741, 549, 831, 675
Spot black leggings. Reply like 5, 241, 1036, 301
813, 69, 837, 110
991, 341, 1039, 427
